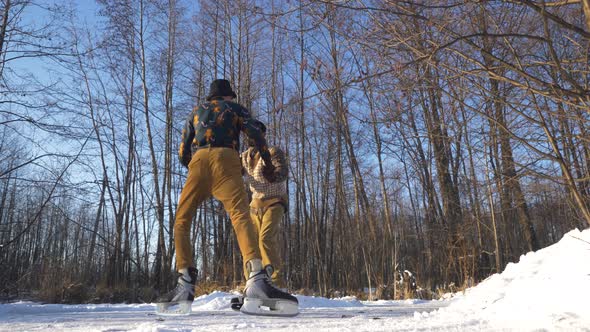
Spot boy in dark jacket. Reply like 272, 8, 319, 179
156, 79, 298, 317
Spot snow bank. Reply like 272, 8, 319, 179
420, 228, 590, 330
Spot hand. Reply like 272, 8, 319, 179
262, 163, 277, 183
181, 155, 192, 169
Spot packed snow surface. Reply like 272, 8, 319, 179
1, 228, 588, 331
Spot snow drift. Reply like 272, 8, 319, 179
418, 228, 590, 330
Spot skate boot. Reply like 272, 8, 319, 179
240, 259, 299, 317
155, 267, 198, 315
231, 265, 277, 311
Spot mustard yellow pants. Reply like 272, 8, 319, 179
174, 148, 260, 271
243, 204, 284, 285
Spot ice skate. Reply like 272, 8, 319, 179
230, 295, 244, 311
240, 260, 299, 317
155, 267, 198, 315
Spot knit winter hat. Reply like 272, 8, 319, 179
206, 79, 237, 101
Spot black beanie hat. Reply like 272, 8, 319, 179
206, 79, 237, 101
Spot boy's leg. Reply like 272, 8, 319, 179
259, 204, 284, 285
243, 209, 263, 280
210, 148, 261, 264
157, 151, 211, 314
174, 151, 211, 271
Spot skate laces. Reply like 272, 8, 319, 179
178, 267, 197, 285
258, 270, 284, 294
174, 273, 196, 295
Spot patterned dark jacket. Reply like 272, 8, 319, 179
179, 98, 270, 167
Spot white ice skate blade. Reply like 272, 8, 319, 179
240, 298, 299, 317
155, 301, 192, 316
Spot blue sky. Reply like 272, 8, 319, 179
10, 1, 101, 83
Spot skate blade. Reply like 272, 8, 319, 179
155, 301, 192, 316
240, 298, 299, 317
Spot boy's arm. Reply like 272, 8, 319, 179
270, 147, 288, 182
234, 104, 279, 182
179, 110, 196, 168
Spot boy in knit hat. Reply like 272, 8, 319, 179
230, 120, 290, 311
241, 120, 288, 285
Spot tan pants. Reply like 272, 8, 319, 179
174, 148, 260, 271
243, 204, 284, 285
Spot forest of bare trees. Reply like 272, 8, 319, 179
0, 0, 588, 303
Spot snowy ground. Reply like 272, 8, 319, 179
1, 228, 589, 331
0, 295, 448, 332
